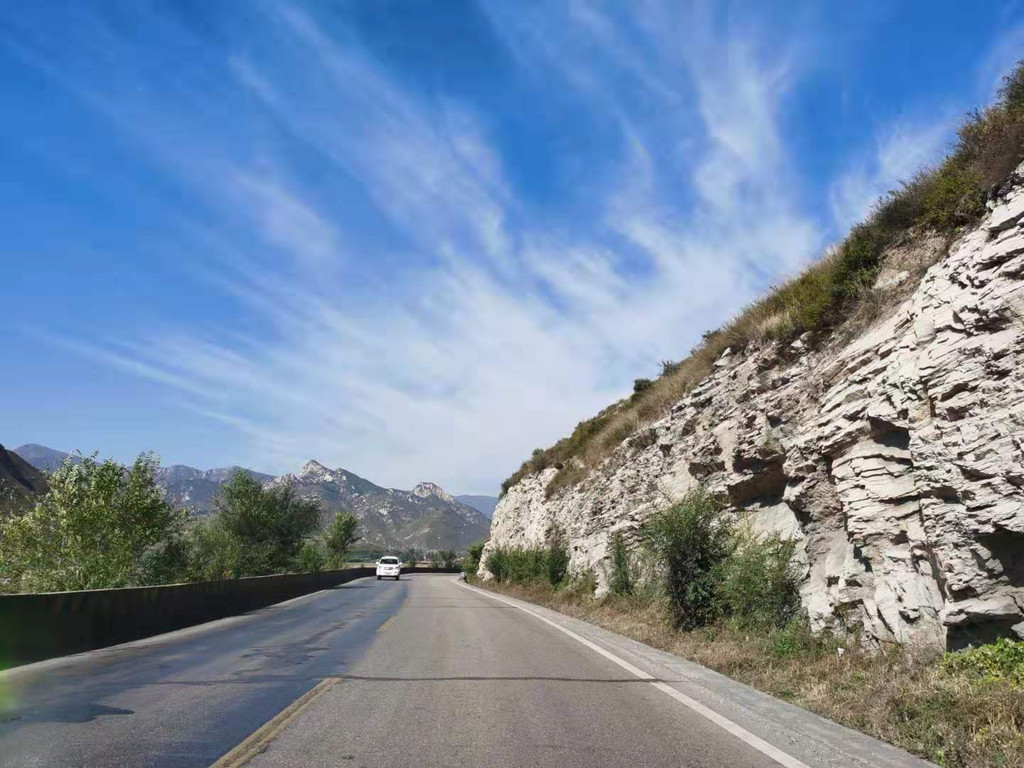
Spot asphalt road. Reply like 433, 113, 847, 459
0, 575, 934, 768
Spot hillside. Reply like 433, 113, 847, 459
485, 72, 1024, 651
0, 444, 48, 514
270, 461, 491, 552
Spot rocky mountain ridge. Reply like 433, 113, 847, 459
483, 166, 1024, 651
271, 461, 490, 551
13, 447, 489, 552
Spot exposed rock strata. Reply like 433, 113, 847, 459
484, 170, 1024, 650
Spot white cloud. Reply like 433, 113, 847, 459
829, 118, 953, 233
33, 2, 828, 493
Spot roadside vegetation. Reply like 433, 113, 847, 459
470, 488, 1024, 768
0, 452, 363, 592
502, 62, 1024, 499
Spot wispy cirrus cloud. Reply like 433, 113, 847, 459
10, 1, 825, 492
12, 1, 1014, 494
828, 117, 953, 233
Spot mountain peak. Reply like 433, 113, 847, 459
298, 459, 333, 481
413, 481, 454, 503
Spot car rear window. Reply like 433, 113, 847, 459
381, 557, 399, 564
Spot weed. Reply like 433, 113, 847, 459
608, 531, 633, 596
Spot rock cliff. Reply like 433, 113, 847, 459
484, 167, 1024, 651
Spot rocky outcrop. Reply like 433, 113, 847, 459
272, 461, 492, 552
484, 168, 1024, 651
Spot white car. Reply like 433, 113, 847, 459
376, 556, 402, 580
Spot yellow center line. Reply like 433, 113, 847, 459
377, 616, 397, 633
210, 677, 340, 768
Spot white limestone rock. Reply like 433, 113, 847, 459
483, 168, 1024, 649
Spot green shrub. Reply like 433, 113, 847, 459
546, 530, 570, 586
640, 488, 732, 629
297, 540, 327, 573
769, 618, 835, 659
544, 464, 588, 499
437, 549, 459, 569
633, 378, 653, 395
609, 531, 633, 596
567, 567, 598, 598
719, 530, 801, 630
943, 638, 1024, 689
486, 546, 549, 584
464, 539, 486, 573
485, 547, 509, 581
211, 472, 323, 577
920, 158, 985, 230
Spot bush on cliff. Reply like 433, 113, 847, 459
640, 488, 733, 630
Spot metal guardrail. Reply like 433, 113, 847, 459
0, 566, 460, 667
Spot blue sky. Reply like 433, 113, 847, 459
2, 1, 1022, 495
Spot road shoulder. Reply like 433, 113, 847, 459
461, 580, 936, 768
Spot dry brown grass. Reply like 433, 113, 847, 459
480, 580, 1024, 768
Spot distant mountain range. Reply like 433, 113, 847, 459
12, 444, 77, 472
455, 495, 498, 518
10, 444, 494, 551
269, 461, 491, 551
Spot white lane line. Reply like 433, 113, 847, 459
459, 581, 810, 768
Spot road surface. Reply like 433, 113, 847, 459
0, 574, 932, 768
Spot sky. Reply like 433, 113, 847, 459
2, 1, 1022, 495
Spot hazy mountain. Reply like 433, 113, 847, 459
14, 444, 273, 515
153, 465, 274, 514
270, 461, 491, 551
455, 495, 498, 519
13, 444, 76, 472
0, 444, 48, 514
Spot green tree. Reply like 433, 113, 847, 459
208, 472, 322, 577
185, 518, 240, 582
297, 540, 328, 573
399, 547, 422, 566
434, 548, 458, 569
324, 512, 360, 568
0, 453, 187, 592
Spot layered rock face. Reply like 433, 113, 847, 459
484, 172, 1024, 651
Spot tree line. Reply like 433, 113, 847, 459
0, 453, 360, 593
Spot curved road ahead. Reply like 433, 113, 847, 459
1, 574, 932, 768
